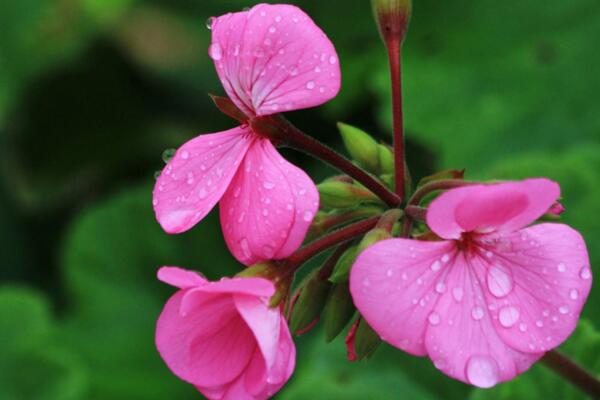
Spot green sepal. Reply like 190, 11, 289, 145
323, 282, 356, 342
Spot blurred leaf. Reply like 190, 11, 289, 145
470, 320, 600, 400
373, 0, 600, 170
60, 183, 238, 399
0, 286, 88, 400
482, 145, 600, 325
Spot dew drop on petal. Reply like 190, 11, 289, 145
519, 322, 527, 332
466, 356, 499, 388
536, 320, 544, 328
487, 265, 513, 298
198, 188, 208, 199
263, 181, 275, 189
452, 287, 464, 302
329, 55, 337, 64
441, 254, 450, 263
208, 43, 223, 60
430, 260, 442, 271
205, 17, 215, 30
181, 150, 190, 159
152, 198, 158, 206
386, 269, 394, 277
263, 245, 274, 259
498, 306, 520, 328
559, 305, 570, 314
303, 211, 314, 222
435, 282, 446, 294
570, 289, 579, 300
428, 312, 441, 326
240, 238, 252, 259
580, 266, 592, 280
306, 81, 315, 90
557, 263, 566, 273
471, 306, 484, 320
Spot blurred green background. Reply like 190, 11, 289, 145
1, 0, 599, 399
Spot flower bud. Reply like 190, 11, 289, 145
371, 0, 412, 45
323, 282, 356, 342
338, 122, 380, 173
318, 181, 382, 209
417, 168, 465, 188
329, 246, 359, 283
377, 144, 394, 175
288, 269, 331, 334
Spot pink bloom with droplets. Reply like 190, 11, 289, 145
350, 178, 592, 388
153, 3, 341, 265
156, 267, 295, 400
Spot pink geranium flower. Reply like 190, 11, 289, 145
350, 178, 592, 388
156, 267, 295, 400
153, 3, 341, 265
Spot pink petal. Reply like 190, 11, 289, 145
209, 4, 341, 117
155, 291, 256, 387
425, 250, 542, 387
220, 140, 318, 265
479, 223, 591, 354
234, 293, 281, 370
157, 266, 207, 289
153, 126, 254, 234
350, 238, 456, 356
426, 179, 560, 239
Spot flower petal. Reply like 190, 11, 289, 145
180, 278, 275, 312
220, 140, 318, 265
234, 293, 281, 370
153, 126, 254, 234
426, 179, 560, 239
350, 238, 456, 356
425, 251, 542, 388
210, 3, 341, 117
157, 266, 206, 289
155, 291, 256, 387
480, 223, 592, 354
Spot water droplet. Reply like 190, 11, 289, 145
208, 43, 223, 60
471, 307, 485, 321
452, 287, 464, 302
198, 188, 208, 199
306, 81, 315, 90
557, 263, 566, 273
238, 212, 246, 223
401, 272, 408, 281
263, 181, 275, 189
329, 55, 337, 64
466, 356, 499, 388
268, 26, 276, 33
363, 278, 371, 287
485, 251, 494, 259
205, 17, 215, 29
434, 358, 446, 370
430, 260, 442, 271
262, 209, 269, 217
275, 15, 282, 22
441, 254, 450, 263
290, 67, 299, 76
186, 172, 195, 184
487, 265, 513, 298
152, 198, 158, 206
240, 238, 252, 259
386, 269, 394, 277
569, 289, 579, 300
499, 306, 520, 328
181, 150, 190, 159
536, 320, 544, 328
233, 44, 240, 56
558, 305, 569, 314
580, 266, 592, 280
314, 66, 321, 73
303, 211, 314, 222
519, 322, 527, 332
263, 245, 274, 258
428, 312, 441, 326
435, 282, 446, 293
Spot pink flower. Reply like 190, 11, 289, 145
155, 267, 295, 400
350, 178, 592, 388
153, 4, 341, 265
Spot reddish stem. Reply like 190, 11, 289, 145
286, 217, 379, 269
252, 116, 401, 208
387, 39, 405, 201
542, 350, 600, 398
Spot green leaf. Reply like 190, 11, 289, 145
470, 320, 600, 400
60, 183, 239, 399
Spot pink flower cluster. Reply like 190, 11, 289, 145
151, 3, 592, 399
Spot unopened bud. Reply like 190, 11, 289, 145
377, 144, 394, 175
288, 269, 331, 335
318, 181, 381, 210
338, 122, 380, 174
417, 169, 465, 188
548, 201, 565, 216
329, 246, 359, 283
323, 282, 356, 342
371, 0, 412, 44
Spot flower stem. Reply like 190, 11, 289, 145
251, 116, 402, 208
387, 39, 405, 201
285, 216, 379, 269
542, 350, 600, 398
